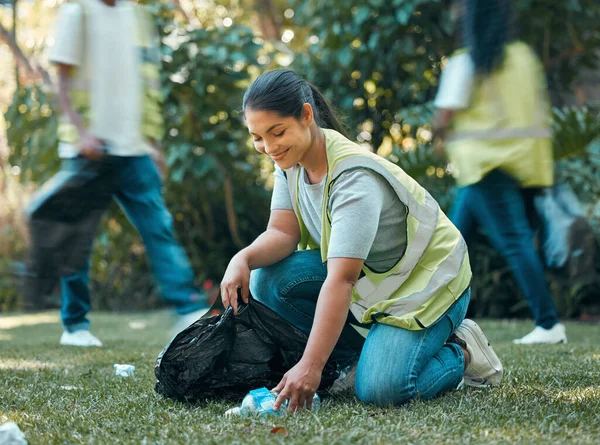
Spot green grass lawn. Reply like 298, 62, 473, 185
1, 312, 599, 444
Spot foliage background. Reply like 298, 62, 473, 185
0, 0, 599, 317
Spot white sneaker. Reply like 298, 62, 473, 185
513, 323, 567, 344
60, 330, 103, 347
453, 319, 503, 387
170, 307, 210, 336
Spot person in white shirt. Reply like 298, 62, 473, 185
28, 0, 208, 347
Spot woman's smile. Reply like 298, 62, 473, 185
270, 146, 291, 161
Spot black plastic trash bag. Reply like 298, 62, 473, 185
154, 297, 339, 402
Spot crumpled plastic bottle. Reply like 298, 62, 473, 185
224, 387, 320, 417
114, 364, 135, 378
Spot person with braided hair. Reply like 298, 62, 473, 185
433, 0, 567, 344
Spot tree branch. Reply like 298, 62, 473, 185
544, 22, 585, 69
544, 47, 584, 69
0, 21, 52, 87
170, 0, 200, 28
253, 0, 281, 40
542, 25, 551, 67
217, 163, 246, 250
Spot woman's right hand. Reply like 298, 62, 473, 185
220, 252, 251, 315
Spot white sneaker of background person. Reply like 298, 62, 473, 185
513, 323, 567, 345
60, 330, 103, 347
452, 319, 504, 387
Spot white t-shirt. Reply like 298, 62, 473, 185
434, 52, 475, 110
49, 0, 151, 158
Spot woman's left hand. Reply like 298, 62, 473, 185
272, 359, 322, 413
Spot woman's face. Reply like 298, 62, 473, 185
245, 105, 314, 170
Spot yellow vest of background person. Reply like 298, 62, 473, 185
57, 0, 164, 144
446, 41, 554, 188
284, 129, 472, 331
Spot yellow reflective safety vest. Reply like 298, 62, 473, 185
57, 0, 164, 144
284, 129, 472, 330
446, 42, 553, 187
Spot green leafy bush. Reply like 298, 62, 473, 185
2, 1, 599, 317
3, 20, 270, 311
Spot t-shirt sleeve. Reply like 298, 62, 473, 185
327, 170, 385, 260
434, 52, 475, 110
270, 165, 294, 211
49, 4, 84, 67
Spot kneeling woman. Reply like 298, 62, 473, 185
220, 69, 503, 410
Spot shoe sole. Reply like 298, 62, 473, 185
457, 319, 503, 387
60, 341, 102, 347
60, 337, 102, 347
513, 325, 568, 345
513, 338, 567, 345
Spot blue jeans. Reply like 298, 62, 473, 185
59, 155, 206, 332
250, 251, 367, 367
250, 250, 469, 406
450, 169, 559, 329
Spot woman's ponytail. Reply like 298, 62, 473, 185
307, 82, 347, 136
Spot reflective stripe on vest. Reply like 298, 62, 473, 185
285, 167, 317, 251
286, 168, 299, 215
383, 235, 467, 318
327, 156, 466, 320
446, 62, 551, 144
329, 156, 438, 299
287, 154, 467, 321
446, 126, 552, 143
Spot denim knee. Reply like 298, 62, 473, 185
355, 366, 418, 406
250, 257, 322, 304
249, 266, 283, 305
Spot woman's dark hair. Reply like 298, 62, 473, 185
462, 0, 515, 74
242, 69, 346, 136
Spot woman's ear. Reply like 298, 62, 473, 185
301, 103, 315, 127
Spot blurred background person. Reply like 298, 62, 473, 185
27, 0, 209, 347
432, 0, 567, 344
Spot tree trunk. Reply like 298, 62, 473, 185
216, 162, 246, 250
13, 0, 19, 86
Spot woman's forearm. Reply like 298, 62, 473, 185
301, 276, 354, 370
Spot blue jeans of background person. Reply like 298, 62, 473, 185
60, 155, 205, 332
450, 169, 559, 329
250, 250, 469, 406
